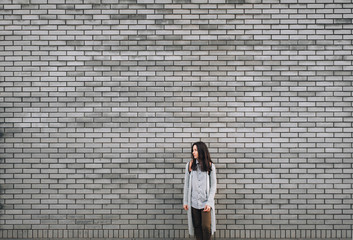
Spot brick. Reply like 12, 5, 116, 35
1, 0, 352, 239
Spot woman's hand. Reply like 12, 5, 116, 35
203, 205, 211, 212
183, 204, 189, 211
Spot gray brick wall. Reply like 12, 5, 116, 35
1, 0, 353, 239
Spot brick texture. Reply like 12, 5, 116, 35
1, 0, 353, 239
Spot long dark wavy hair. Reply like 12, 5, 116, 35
191, 141, 213, 172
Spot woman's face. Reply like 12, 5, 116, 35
192, 145, 199, 160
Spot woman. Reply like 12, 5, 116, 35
183, 141, 217, 240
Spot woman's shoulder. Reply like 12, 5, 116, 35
185, 162, 190, 170
185, 161, 192, 171
186, 161, 193, 166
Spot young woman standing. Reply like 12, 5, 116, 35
183, 141, 217, 240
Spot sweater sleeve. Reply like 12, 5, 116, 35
183, 162, 190, 206
206, 164, 217, 207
